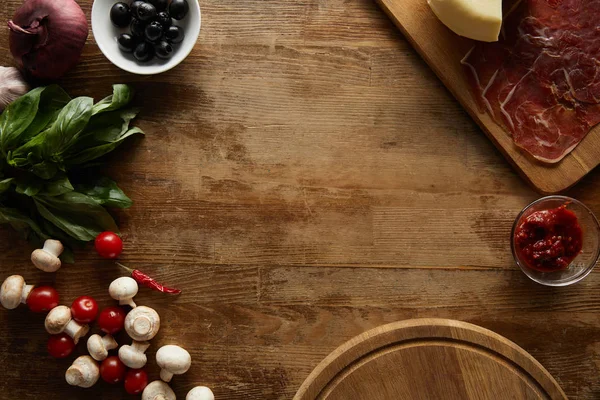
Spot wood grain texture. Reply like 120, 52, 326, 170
294, 319, 566, 400
0, 0, 600, 399
376, 0, 600, 194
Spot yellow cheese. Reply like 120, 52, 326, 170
427, 0, 502, 42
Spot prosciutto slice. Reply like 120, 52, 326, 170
462, 0, 600, 163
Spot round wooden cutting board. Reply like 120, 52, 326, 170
294, 319, 566, 400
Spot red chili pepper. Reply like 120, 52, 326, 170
116, 262, 181, 295
131, 269, 182, 294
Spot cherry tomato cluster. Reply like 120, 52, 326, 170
0, 232, 191, 397
21, 274, 147, 394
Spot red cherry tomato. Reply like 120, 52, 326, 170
100, 356, 127, 384
98, 306, 126, 334
26, 286, 59, 313
124, 369, 149, 394
70, 296, 99, 324
95, 231, 123, 259
47, 333, 75, 358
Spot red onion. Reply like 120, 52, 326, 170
8, 0, 89, 81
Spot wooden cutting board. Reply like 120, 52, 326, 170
376, 0, 600, 194
294, 319, 566, 400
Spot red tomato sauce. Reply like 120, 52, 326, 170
513, 205, 583, 272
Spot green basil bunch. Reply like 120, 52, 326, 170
0, 84, 143, 262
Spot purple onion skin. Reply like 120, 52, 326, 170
8, 0, 89, 81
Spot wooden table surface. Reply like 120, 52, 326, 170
1, 1, 600, 399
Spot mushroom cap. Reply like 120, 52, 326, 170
0, 275, 25, 310
109, 277, 139, 301
65, 356, 99, 388
142, 380, 176, 400
31, 248, 61, 272
125, 306, 160, 341
156, 345, 192, 375
45, 305, 72, 334
186, 386, 215, 400
119, 342, 149, 369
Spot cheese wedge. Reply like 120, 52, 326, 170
427, 0, 502, 42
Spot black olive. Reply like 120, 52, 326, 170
144, 21, 164, 43
133, 42, 155, 62
146, 0, 168, 11
117, 33, 137, 52
110, 2, 131, 27
156, 11, 172, 28
136, 2, 157, 21
165, 25, 184, 44
130, 18, 146, 37
155, 40, 174, 59
168, 0, 189, 20
129, 0, 145, 16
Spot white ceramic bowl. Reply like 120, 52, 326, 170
91, 0, 201, 75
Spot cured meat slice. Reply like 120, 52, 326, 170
462, 0, 600, 163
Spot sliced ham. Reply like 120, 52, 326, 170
462, 0, 600, 163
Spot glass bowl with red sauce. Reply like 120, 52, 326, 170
511, 196, 600, 286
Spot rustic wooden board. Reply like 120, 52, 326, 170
2, 0, 600, 399
295, 319, 566, 400
375, 0, 600, 194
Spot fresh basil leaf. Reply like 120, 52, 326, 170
42, 174, 74, 196
73, 108, 139, 151
91, 84, 133, 115
42, 96, 94, 158
0, 178, 14, 194
14, 173, 72, 197
65, 127, 143, 166
0, 87, 45, 155
0, 85, 71, 155
16, 177, 42, 197
30, 161, 59, 179
74, 176, 132, 208
0, 206, 47, 238
18, 86, 71, 146
34, 192, 119, 241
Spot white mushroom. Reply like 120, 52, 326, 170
142, 380, 176, 400
186, 386, 215, 400
0, 275, 34, 310
87, 334, 118, 361
31, 239, 64, 272
109, 277, 138, 308
119, 340, 150, 369
45, 305, 89, 344
65, 355, 100, 388
125, 306, 160, 341
156, 345, 192, 382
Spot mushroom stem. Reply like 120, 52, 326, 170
133, 340, 151, 353
160, 369, 174, 383
120, 298, 137, 308
20, 284, 34, 304
64, 319, 90, 344
43, 239, 64, 256
101, 334, 118, 350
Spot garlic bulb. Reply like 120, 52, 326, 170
0, 67, 29, 112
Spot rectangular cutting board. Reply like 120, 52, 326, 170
376, 0, 600, 194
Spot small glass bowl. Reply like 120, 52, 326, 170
511, 195, 600, 286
